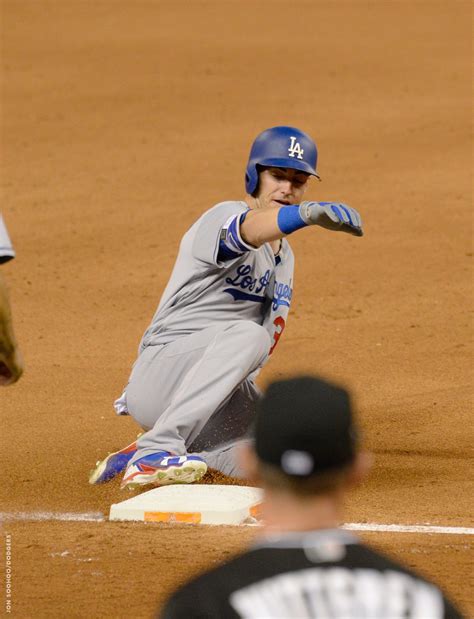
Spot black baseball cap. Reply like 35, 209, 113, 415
254, 376, 358, 477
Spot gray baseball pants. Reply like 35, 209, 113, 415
123, 320, 271, 475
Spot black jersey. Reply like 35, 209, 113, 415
160, 529, 463, 619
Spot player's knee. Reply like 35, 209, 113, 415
228, 321, 271, 362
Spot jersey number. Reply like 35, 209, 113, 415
269, 316, 286, 355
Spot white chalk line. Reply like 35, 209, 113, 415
0, 511, 105, 522
342, 523, 474, 536
1, 512, 473, 534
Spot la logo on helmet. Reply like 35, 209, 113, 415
288, 136, 304, 160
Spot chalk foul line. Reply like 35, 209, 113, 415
0, 511, 105, 522
342, 523, 474, 535
0, 512, 473, 534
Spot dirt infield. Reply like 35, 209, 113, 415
1, 1, 472, 617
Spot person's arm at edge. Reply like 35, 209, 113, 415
0, 273, 23, 385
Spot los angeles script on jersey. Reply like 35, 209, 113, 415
223, 264, 292, 309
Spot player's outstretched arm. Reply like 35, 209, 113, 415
0, 274, 23, 386
241, 202, 363, 248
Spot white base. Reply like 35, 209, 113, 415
109, 484, 263, 525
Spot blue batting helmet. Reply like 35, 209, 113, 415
245, 126, 320, 195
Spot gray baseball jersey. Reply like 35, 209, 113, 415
140, 200, 294, 354
0, 214, 15, 264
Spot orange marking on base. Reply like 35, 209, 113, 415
249, 503, 262, 519
144, 511, 201, 524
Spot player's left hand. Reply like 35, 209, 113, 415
299, 201, 363, 237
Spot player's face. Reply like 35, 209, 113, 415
256, 167, 310, 208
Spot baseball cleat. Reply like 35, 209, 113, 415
89, 439, 138, 485
120, 452, 208, 490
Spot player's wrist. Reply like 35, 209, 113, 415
276, 205, 308, 235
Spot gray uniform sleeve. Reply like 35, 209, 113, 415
0, 215, 15, 264
191, 201, 256, 268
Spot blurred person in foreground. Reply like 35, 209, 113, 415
0, 213, 23, 385
160, 376, 464, 619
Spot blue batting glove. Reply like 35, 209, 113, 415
299, 201, 363, 237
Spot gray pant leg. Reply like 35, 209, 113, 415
126, 321, 270, 462
200, 438, 253, 478
189, 378, 260, 452
126, 324, 230, 429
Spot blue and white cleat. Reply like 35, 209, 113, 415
120, 452, 207, 490
89, 439, 138, 485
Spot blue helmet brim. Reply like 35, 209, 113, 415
256, 157, 320, 179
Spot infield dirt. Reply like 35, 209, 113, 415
1, 1, 472, 617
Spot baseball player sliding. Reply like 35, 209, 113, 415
89, 126, 363, 490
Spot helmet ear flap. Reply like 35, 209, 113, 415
245, 167, 259, 196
